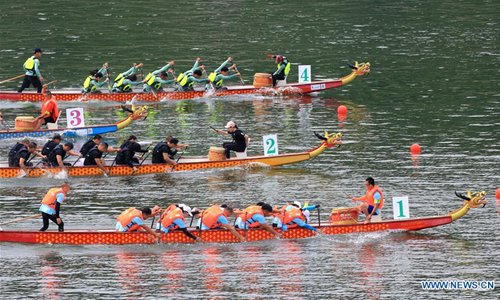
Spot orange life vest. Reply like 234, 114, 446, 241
116, 207, 144, 232
240, 205, 265, 228
160, 207, 185, 230
40, 188, 66, 211
365, 185, 384, 209
201, 205, 228, 229
41, 98, 59, 120
282, 207, 305, 228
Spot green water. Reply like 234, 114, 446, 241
0, 0, 499, 299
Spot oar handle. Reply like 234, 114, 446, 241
0, 74, 25, 84
0, 214, 39, 226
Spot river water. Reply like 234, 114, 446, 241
0, 0, 499, 299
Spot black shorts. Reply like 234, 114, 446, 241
43, 116, 56, 124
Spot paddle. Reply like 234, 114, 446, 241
170, 146, 187, 172
233, 66, 245, 85
45, 80, 58, 86
0, 74, 25, 85
317, 205, 321, 227
209, 125, 218, 133
131, 145, 152, 175
0, 214, 39, 226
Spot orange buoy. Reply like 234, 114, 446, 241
496, 188, 500, 200
410, 143, 421, 155
337, 105, 348, 115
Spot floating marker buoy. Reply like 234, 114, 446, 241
496, 188, 500, 200
410, 143, 421, 155
337, 105, 348, 115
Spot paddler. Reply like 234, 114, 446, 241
177, 58, 209, 91
143, 71, 176, 93
10, 142, 45, 174
213, 121, 249, 158
115, 135, 148, 172
351, 177, 384, 224
207, 57, 241, 90
39, 182, 70, 232
151, 137, 188, 165
198, 204, 245, 242
18, 48, 44, 93
158, 204, 200, 241
271, 54, 291, 86
79, 134, 102, 158
112, 62, 144, 92
82, 71, 108, 94
234, 202, 279, 237
41, 134, 62, 157
83, 142, 110, 176
272, 201, 319, 232
47, 142, 82, 171
116, 206, 162, 240
8, 138, 30, 167
34, 85, 59, 130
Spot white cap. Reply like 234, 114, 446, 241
293, 201, 302, 208
303, 210, 311, 222
225, 121, 236, 129
178, 204, 193, 216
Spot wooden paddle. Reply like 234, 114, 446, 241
45, 80, 58, 86
170, 146, 187, 172
233, 66, 245, 85
0, 214, 39, 226
0, 74, 24, 85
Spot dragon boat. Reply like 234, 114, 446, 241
0, 105, 148, 140
0, 62, 370, 103
0, 191, 486, 245
0, 131, 342, 178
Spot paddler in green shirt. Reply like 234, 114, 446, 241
143, 61, 176, 92
177, 58, 209, 91
82, 62, 110, 93
112, 74, 142, 93
207, 57, 241, 90
112, 63, 143, 91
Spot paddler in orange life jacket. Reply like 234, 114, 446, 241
18, 48, 44, 93
157, 204, 200, 241
234, 202, 280, 238
198, 204, 245, 242
39, 182, 70, 232
116, 206, 162, 240
351, 177, 384, 224
34, 85, 59, 130
271, 54, 291, 86
272, 201, 320, 231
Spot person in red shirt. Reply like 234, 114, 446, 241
35, 85, 59, 130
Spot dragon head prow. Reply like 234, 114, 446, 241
314, 131, 342, 148
129, 105, 149, 120
349, 61, 371, 76
455, 190, 487, 208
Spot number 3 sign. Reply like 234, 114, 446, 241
66, 108, 85, 128
263, 134, 279, 156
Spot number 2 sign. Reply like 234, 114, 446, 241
66, 108, 85, 128
263, 134, 279, 156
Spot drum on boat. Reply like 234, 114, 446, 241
329, 207, 359, 225
15, 116, 37, 131
208, 146, 226, 161
253, 73, 272, 88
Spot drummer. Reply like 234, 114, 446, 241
34, 85, 59, 130
351, 177, 384, 224
213, 121, 249, 158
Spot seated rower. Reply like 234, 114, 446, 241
79, 134, 102, 158
47, 142, 82, 171
112, 62, 143, 85
271, 55, 291, 86
116, 206, 161, 240
112, 74, 142, 93
272, 201, 319, 232
84, 142, 110, 176
214, 121, 249, 158
12, 142, 44, 175
82, 71, 108, 94
234, 202, 279, 238
115, 135, 148, 172
158, 204, 200, 242
41, 134, 62, 158
143, 71, 175, 93
39, 183, 70, 232
178, 69, 208, 92
151, 137, 188, 165
207, 57, 240, 90
351, 177, 384, 224
34, 85, 59, 130
198, 204, 245, 242
8, 139, 30, 167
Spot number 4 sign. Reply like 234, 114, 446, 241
263, 134, 279, 156
66, 108, 85, 128
298, 65, 311, 83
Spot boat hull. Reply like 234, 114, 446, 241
0, 124, 119, 140
0, 215, 453, 245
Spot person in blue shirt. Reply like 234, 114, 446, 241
39, 183, 70, 232
234, 203, 279, 238
272, 201, 320, 232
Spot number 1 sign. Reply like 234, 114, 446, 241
392, 196, 410, 220
66, 108, 85, 128
263, 134, 279, 156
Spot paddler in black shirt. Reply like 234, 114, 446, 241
13, 142, 44, 175
214, 121, 249, 158
84, 142, 110, 176
41, 134, 62, 156
8, 138, 30, 167
47, 142, 82, 171
79, 134, 102, 157
152, 137, 189, 165
115, 135, 148, 172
